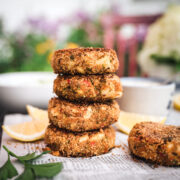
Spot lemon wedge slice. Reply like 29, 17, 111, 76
173, 93, 180, 111
2, 105, 49, 142
115, 111, 166, 135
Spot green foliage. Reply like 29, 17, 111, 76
25, 162, 63, 178
15, 163, 63, 180
3, 145, 50, 163
0, 32, 54, 73
0, 16, 104, 73
67, 21, 103, 47
16, 167, 35, 180
0, 146, 63, 180
151, 53, 180, 72
0, 155, 18, 180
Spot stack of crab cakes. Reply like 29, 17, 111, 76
45, 47, 123, 157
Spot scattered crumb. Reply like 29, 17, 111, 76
52, 151, 60, 156
35, 140, 41, 144
35, 146, 40, 150
115, 145, 122, 148
6, 141, 11, 145
43, 147, 51, 152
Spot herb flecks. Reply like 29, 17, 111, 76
70, 55, 75, 60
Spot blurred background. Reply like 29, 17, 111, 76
0, 0, 179, 77
0, 0, 180, 112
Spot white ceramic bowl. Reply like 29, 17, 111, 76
0, 72, 56, 112
117, 77, 175, 116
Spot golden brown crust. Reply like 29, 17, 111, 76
53, 74, 123, 102
128, 122, 180, 166
44, 125, 115, 157
51, 47, 119, 75
48, 98, 120, 132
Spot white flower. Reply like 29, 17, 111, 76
138, 5, 180, 80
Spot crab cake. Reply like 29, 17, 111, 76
54, 74, 123, 102
44, 125, 115, 157
51, 47, 119, 75
128, 122, 180, 166
48, 98, 120, 132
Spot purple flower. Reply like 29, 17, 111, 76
75, 11, 90, 22
136, 25, 148, 42
65, 11, 91, 24
27, 17, 61, 35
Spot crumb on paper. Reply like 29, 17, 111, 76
35, 140, 41, 144
43, 147, 51, 152
35, 146, 40, 150
115, 145, 122, 148
52, 151, 60, 156
6, 141, 11, 145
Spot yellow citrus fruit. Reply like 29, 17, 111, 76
115, 111, 166, 135
2, 105, 49, 142
173, 93, 180, 111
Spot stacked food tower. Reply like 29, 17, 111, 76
45, 48, 123, 157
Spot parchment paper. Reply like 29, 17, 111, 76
0, 114, 180, 180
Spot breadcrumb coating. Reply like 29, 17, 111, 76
48, 97, 120, 132
128, 122, 180, 166
51, 47, 119, 75
45, 125, 115, 157
53, 74, 123, 102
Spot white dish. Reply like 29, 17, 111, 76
0, 72, 56, 112
117, 77, 175, 116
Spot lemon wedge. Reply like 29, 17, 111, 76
115, 111, 166, 135
2, 105, 49, 142
173, 93, 180, 111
